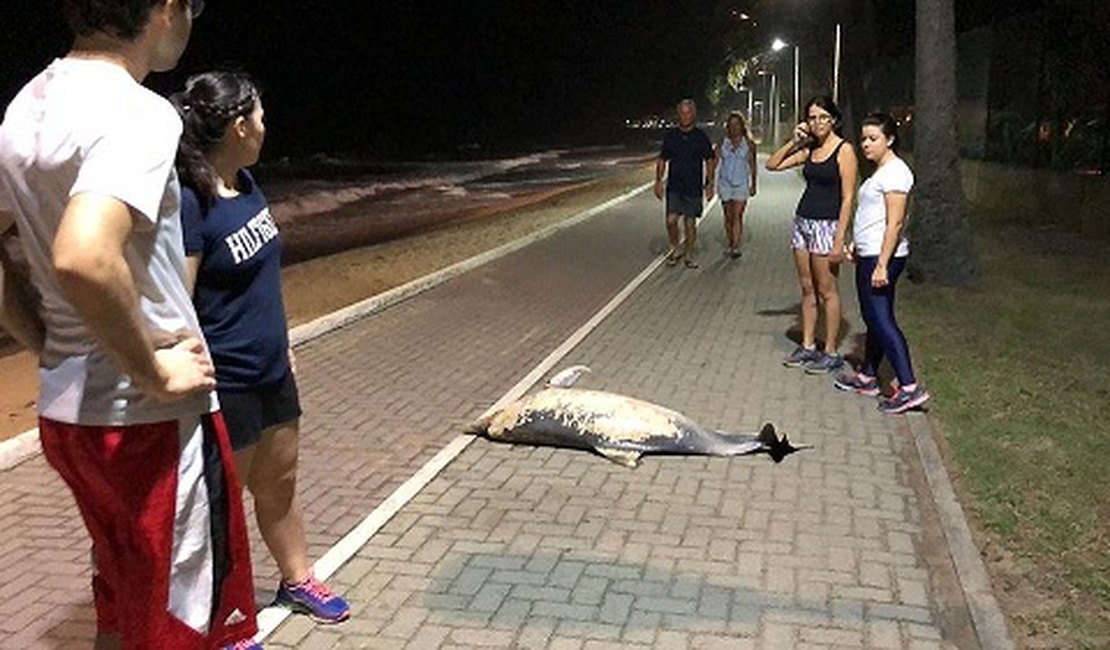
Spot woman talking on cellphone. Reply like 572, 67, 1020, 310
765, 96, 858, 374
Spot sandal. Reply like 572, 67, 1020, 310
665, 252, 682, 267
684, 259, 699, 269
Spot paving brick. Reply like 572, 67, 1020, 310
405, 625, 452, 649
868, 620, 905, 648
531, 601, 597, 621
691, 633, 757, 649
557, 620, 623, 640
869, 603, 936, 625
447, 627, 516, 647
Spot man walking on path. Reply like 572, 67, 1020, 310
654, 99, 716, 268
0, 1, 260, 648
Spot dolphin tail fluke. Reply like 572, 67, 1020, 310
756, 423, 809, 463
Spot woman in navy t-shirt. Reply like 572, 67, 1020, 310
172, 72, 350, 624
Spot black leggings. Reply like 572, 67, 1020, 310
856, 256, 916, 385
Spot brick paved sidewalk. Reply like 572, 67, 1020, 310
0, 166, 982, 649
263, 170, 973, 649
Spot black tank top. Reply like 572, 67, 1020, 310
796, 140, 845, 221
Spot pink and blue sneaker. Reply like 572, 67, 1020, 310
273, 573, 350, 624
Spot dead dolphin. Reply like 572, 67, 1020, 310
466, 366, 806, 467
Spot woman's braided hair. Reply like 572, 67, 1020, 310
169, 71, 260, 213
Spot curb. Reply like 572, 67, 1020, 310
907, 411, 1014, 650
0, 181, 653, 473
0, 427, 40, 472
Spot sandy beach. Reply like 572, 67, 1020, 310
0, 162, 654, 441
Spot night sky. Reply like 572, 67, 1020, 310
1, 1, 1045, 160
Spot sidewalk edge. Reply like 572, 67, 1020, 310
907, 411, 1014, 650
0, 427, 40, 473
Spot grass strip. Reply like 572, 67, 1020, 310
900, 219, 1110, 648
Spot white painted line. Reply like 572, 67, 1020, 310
908, 412, 1014, 650
0, 182, 653, 473
257, 186, 692, 640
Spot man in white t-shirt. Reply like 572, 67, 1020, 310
0, 2, 262, 648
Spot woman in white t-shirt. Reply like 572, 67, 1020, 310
834, 113, 930, 414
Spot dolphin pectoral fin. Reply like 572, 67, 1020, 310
547, 365, 592, 388
594, 446, 642, 468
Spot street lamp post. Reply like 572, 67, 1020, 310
758, 70, 778, 144
772, 38, 800, 128
736, 86, 754, 124
793, 45, 800, 125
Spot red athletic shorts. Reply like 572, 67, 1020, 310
39, 412, 258, 649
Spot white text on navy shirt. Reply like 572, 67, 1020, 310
224, 208, 279, 264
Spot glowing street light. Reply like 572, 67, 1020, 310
771, 37, 800, 127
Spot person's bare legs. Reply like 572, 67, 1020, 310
792, 248, 818, 348
683, 216, 698, 261
811, 254, 842, 354
733, 200, 747, 249
234, 421, 311, 583
665, 213, 682, 261
724, 200, 747, 254
723, 200, 737, 250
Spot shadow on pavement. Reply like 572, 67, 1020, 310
415, 550, 927, 634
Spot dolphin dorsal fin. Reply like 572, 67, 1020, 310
547, 365, 592, 388
756, 422, 777, 445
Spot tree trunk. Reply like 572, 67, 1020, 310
908, 0, 978, 285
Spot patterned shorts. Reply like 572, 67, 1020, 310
790, 216, 838, 255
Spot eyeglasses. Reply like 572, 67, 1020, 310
186, 0, 205, 19
806, 114, 833, 124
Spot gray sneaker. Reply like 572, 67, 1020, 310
833, 371, 881, 396
878, 385, 931, 414
804, 352, 845, 375
783, 346, 820, 368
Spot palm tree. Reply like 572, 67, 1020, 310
909, 0, 978, 285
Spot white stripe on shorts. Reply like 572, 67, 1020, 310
169, 416, 215, 634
